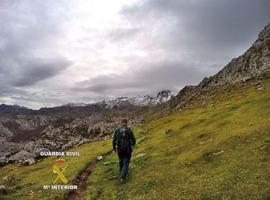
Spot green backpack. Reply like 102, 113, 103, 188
118, 127, 131, 152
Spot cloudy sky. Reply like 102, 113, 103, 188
0, 0, 270, 109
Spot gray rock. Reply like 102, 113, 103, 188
242, 76, 251, 82
62, 137, 81, 150
35, 147, 50, 155
97, 155, 103, 161
254, 81, 261, 86
23, 158, 36, 166
0, 185, 7, 195
23, 141, 36, 152
2, 175, 16, 182
8, 150, 36, 162
0, 142, 23, 156
0, 122, 13, 138
0, 156, 7, 167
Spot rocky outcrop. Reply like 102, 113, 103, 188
0, 185, 7, 195
0, 157, 8, 167
0, 142, 23, 158
22, 158, 36, 166
0, 114, 123, 166
200, 23, 270, 88
170, 23, 270, 110
8, 150, 36, 163
157, 90, 175, 103
0, 122, 13, 140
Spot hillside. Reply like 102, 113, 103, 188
80, 72, 270, 200
0, 70, 269, 200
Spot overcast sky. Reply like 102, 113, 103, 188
0, 0, 270, 109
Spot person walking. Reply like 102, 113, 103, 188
112, 119, 136, 182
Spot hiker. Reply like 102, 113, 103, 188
113, 119, 136, 182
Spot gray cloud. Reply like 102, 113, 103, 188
83, 0, 269, 98
11, 58, 71, 87
0, 0, 270, 109
121, 0, 270, 63
73, 60, 206, 96
0, 0, 71, 102
108, 27, 142, 42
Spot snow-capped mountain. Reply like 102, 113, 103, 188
103, 90, 176, 108
156, 90, 176, 103
64, 103, 88, 107
48, 90, 176, 109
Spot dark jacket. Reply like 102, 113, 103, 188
112, 125, 136, 151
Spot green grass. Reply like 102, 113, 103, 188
1, 77, 270, 200
81, 79, 270, 200
0, 140, 112, 200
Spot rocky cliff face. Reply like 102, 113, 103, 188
170, 23, 270, 110
199, 23, 270, 88
156, 90, 176, 103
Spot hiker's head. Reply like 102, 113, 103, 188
122, 118, 128, 126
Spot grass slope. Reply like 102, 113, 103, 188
0, 76, 270, 200
82, 78, 270, 200
0, 140, 112, 200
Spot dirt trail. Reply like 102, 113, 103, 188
64, 151, 112, 200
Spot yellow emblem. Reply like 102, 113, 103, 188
52, 159, 69, 184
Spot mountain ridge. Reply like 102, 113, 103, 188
0, 89, 176, 115
169, 23, 270, 110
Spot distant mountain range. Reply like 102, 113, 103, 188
0, 90, 176, 115
101, 89, 176, 108
0, 104, 33, 115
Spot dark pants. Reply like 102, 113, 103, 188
118, 150, 131, 179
